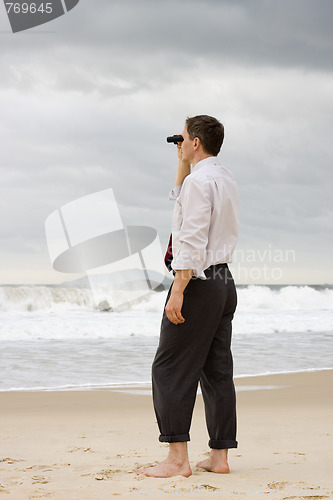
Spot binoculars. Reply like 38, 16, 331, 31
166, 135, 184, 144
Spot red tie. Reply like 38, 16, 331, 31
164, 234, 173, 271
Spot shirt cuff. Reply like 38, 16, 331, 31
169, 185, 182, 200
171, 257, 207, 280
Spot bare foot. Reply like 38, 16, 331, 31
135, 459, 192, 478
196, 449, 230, 474
196, 457, 229, 473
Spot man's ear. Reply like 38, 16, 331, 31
193, 137, 200, 150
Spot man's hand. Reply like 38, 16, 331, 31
177, 142, 183, 160
165, 290, 185, 324
175, 141, 191, 188
165, 269, 193, 325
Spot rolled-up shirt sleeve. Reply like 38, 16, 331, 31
169, 185, 182, 200
171, 178, 211, 278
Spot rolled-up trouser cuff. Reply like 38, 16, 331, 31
209, 439, 238, 449
159, 433, 190, 443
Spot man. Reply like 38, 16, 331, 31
136, 115, 239, 478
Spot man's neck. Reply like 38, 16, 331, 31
191, 153, 214, 168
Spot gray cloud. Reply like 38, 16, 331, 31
3, 2, 333, 54
0, 0, 332, 284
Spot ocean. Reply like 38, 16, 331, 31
1, 284, 332, 392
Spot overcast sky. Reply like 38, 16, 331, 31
0, 0, 332, 285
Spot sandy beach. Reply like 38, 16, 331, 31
1, 370, 332, 499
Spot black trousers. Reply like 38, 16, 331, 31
152, 264, 238, 449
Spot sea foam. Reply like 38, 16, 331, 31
0, 284, 332, 313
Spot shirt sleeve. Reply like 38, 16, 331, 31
171, 178, 211, 278
168, 185, 182, 200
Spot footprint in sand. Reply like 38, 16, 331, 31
200, 484, 220, 491
268, 481, 291, 490
273, 451, 306, 465
0, 457, 23, 464
67, 447, 93, 453
30, 488, 54, 498
32, 475, 49, 484
94, 468, 122, 480
0, 483, 9, 493
26, 465, 56, 472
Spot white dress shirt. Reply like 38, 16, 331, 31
170, 156, 239, 279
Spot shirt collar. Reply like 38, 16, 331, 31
192, 156, 219, 172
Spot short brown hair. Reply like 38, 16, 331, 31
185, 115, 224, 156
